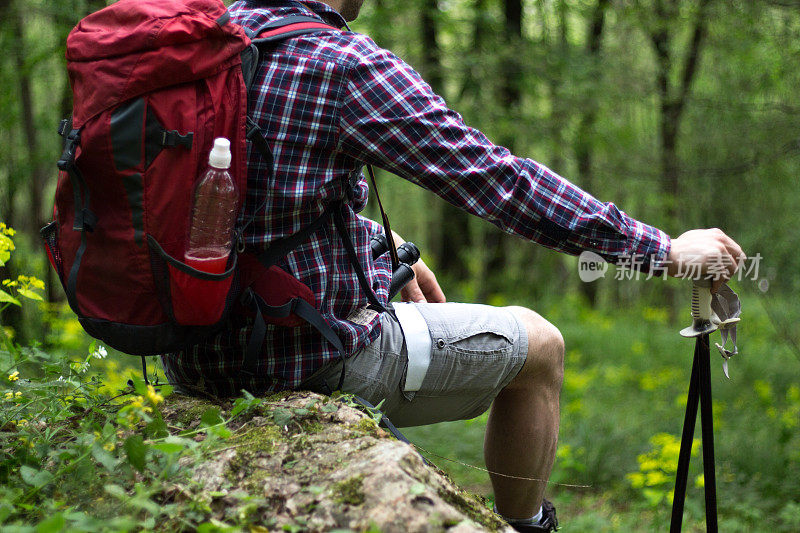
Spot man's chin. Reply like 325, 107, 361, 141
340, 0, 364, 22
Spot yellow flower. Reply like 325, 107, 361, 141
8, 371, 19, 382
103, 443, 115, 452
4, 392, 14, 400
145, 385, 164, 406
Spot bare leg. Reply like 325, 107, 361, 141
484, 306, 564, 519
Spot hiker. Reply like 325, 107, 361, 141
158, 1, 745, 530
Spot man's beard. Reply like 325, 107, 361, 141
339, 0, 365, 21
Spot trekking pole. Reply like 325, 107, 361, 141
671, 279, 718, 533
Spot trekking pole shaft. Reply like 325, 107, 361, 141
698, 334, 718, 532
670, 340, 702, 533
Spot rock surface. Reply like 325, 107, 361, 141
160, 391, 513, 532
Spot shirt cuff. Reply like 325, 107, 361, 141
618, 215, 672, 273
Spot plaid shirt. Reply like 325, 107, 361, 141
162, 0, 670, 396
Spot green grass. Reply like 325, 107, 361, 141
403, 289, 800, 531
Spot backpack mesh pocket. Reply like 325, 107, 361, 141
147, 236, 237, 326
40, 221, 64, 282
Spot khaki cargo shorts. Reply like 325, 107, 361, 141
302, 302, 528, 427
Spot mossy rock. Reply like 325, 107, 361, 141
160, 391, 512, 532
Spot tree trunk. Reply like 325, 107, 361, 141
575, 0, 610, 307
13, 5, 45, 238
650, 0, 711, 226
648, 0, 711, 317
477, 0, 524, 302
421, 0, 470, 281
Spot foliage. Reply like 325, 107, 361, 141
0, 226, 271, 531
1, 0, 799, 529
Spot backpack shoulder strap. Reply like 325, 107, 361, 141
249, 15, 340, 45
238, 14, 343, 233
241, 15, 340, 92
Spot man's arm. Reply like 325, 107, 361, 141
338, 39, 669, 271
339, 37, 744, 284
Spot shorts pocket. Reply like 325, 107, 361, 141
147, 235, 237, 326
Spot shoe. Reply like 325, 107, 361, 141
506, 499, 559, 532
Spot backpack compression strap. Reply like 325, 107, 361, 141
57, 118, 98, 316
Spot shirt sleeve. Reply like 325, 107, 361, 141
337, 38, 670, 269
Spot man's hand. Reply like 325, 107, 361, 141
666, 228, 746, 292
401, 258, 446, 303
390, 230, 446, 303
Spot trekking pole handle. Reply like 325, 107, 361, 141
691, 278, 713, 321
681, 278, 717, 337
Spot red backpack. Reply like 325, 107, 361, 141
42, 0, 393, 376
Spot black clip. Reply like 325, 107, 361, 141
57, 129, 81, 171
57, 119, 70, 137
80, 208, 97, 232
160, 129, 194, 150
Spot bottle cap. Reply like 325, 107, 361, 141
208, 137, 232, 169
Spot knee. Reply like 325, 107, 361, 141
507, 306, 564, 386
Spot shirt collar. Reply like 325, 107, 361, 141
251, 0, 347, 28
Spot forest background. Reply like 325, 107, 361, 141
1, 0, 799, 530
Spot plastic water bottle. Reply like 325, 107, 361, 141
185, 138, 238, 274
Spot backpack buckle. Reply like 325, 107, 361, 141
57, 118, 70, 138
57, 129, 81, 171
74, 207, 97, 233
160, 129, 194, 150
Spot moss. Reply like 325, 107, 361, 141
263, 390, 295, 402
169, 398, 220, 427
220, 423, 284, 488
300, 421, 325, 434
355, 417, 380, 437
435, 487, 506, 532
228, 423, 281, 452
333, 475, 366, 506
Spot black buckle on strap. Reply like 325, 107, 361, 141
57, 119, 70, 138
160, 129, 194, 149
75, 208, 97, 233
57, 129, 81, 171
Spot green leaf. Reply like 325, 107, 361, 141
20, 465, 54, 488
123, 435, 147, 472
35, 511, 66, 533
320, 403, 339, 413
92, 444, 119, 473
129, 374, 147, 395
292, 408, 309, 417
231, 398, 249, 418
272, 407, 293, 427
17, 288, 43, 301
200, 407, 224, 427
145, 414, 168, 439
152, 441, 185, 455
104, 484, 127, 499
231, 395, 260, 418
0, 289, 20, 307
0, 501, 14, 522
